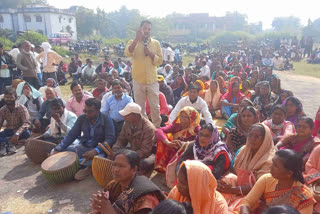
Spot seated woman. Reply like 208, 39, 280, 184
313, 106, 320, 137
174, 123, 231, 181
203, 80, 222, 118
253, 81, 278, 121
303, 144, 320, 213
273, 89, 294, 106
215, 76, 227, 94
171, 74, 188, 104
220, 81, 245, 119
240, 149, 315, 214
276, 116, 319, 162
270, 75, 282, 95
222, 99, 254, 140
168, 160, 229, 214
240, 80, 252, 99
283, 96, 305, 126
263, 105, 295, 144
39, 78, 62, 99
16, 82, 43, 130
154, 106, 200, 172
90, 149, 165, 214
226, 106, 259, 158
217, 124, 275, 212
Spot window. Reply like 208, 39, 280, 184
69, 18, 72, 23
24, 15, 31, 22
36, 15, 42, 22
0, 15, 3, 23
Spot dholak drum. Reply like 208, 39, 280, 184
92, 156, 113, 187
25, 139, 57, 164
41, 151, 79, 184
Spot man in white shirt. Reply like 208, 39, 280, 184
169, 85, 213, 125
199, 60, 210, 79
82, 60, 96, 82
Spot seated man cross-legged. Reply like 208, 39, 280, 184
52, 98, 116, 180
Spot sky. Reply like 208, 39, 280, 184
48, 0, 318, 30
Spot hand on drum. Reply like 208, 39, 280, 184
90, 191, 112, 214
167, 140, 182, 150
83, 149, 98, 160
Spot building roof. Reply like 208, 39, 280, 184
0, 5, 75, 16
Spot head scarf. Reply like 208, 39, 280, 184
222, 81, 244, 104
170, 74, 187, 91
233, 123, 275, 179
162, 64, 172, 75
46, 78, 57, 88
16, 82, 42, 100
216, 76, 226, 94
236, 106, 259, 135
41, 42, 53, 67
283, 96, 304, 125
182, 79, 205, 97
194, 124, 231, 165
204, 80, 221, 109
168, 160, 228, 214
172, 106, 200, 140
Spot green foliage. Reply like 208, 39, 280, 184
208, 31, 254, 45
52, 45, 70, 57
272, 16, 301, 34
16, 31, 48, 46
0, 37, 14, 50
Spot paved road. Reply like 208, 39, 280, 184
274, 70, 320, 118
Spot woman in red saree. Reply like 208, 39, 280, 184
154, 106, 200, 172
240, 149, 315, 214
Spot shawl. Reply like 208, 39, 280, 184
313, 106, 320, 137
204, 80, 221, 109
170, 74, 187, 91
172, 106, 200, 140
216, 76, 227, 94
193, 124, 231, 163
233, 124, 275, 179
168, 160, 229, 214
16, 82, 42, 100
221, 81, 245, 104
304, 144, 320, 185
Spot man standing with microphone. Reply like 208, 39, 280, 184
125, 20, 163, 128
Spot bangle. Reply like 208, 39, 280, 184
239, 186, 244, 196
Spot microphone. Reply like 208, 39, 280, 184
144, 38, 148, 56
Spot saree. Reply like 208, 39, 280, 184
313, 106, 320, 137
168, 160, 229, 214
203, 80, 222, 110
221, 124, 275, 212
221, 81, 245, 118
154, 106, 200, 172
304, 145, 320, 213
104, 176, 165, 214
241, 173, 315, 214
263, 119, 295, 141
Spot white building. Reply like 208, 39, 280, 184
0, 5, 77, 40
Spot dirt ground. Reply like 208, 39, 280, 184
1, 71, 320, 214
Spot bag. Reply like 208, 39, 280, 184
166, 142, 191, 189
237, 168, 256, 188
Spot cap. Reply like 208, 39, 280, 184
157, 75, 164, 82
119, 103, 141, 116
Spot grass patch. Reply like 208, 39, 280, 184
292, 60, 320, 79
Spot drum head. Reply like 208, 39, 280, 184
41, 151, 77, 171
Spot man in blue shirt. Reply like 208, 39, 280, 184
101, 79, 133, 138
52, 98, 115, 180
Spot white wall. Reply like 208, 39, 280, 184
49, 13, 77, 40
0, 14, 14, 30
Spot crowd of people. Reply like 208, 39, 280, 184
1, 20, 320, 214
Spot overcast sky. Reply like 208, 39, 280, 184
48, 0, 317, 29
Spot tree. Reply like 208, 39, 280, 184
75, 6, 96, 37
271, 16, 301, 33
0, 0, 48, 9
16, 31, 48, 46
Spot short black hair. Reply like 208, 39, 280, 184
50, 98, 65, 108
298, 116, 314, 129
189, 84, 200, 92
70, 80, 83, 91
113, 149, 140, 169
200, 123, 214, 132
3, 87, 17, 97
271, 104, 286, 114
151, 199, 193, 214
85, 98, 101, 110
140, 20, 152, 27
111, 79, 122, 88
266, 205, 299, 214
